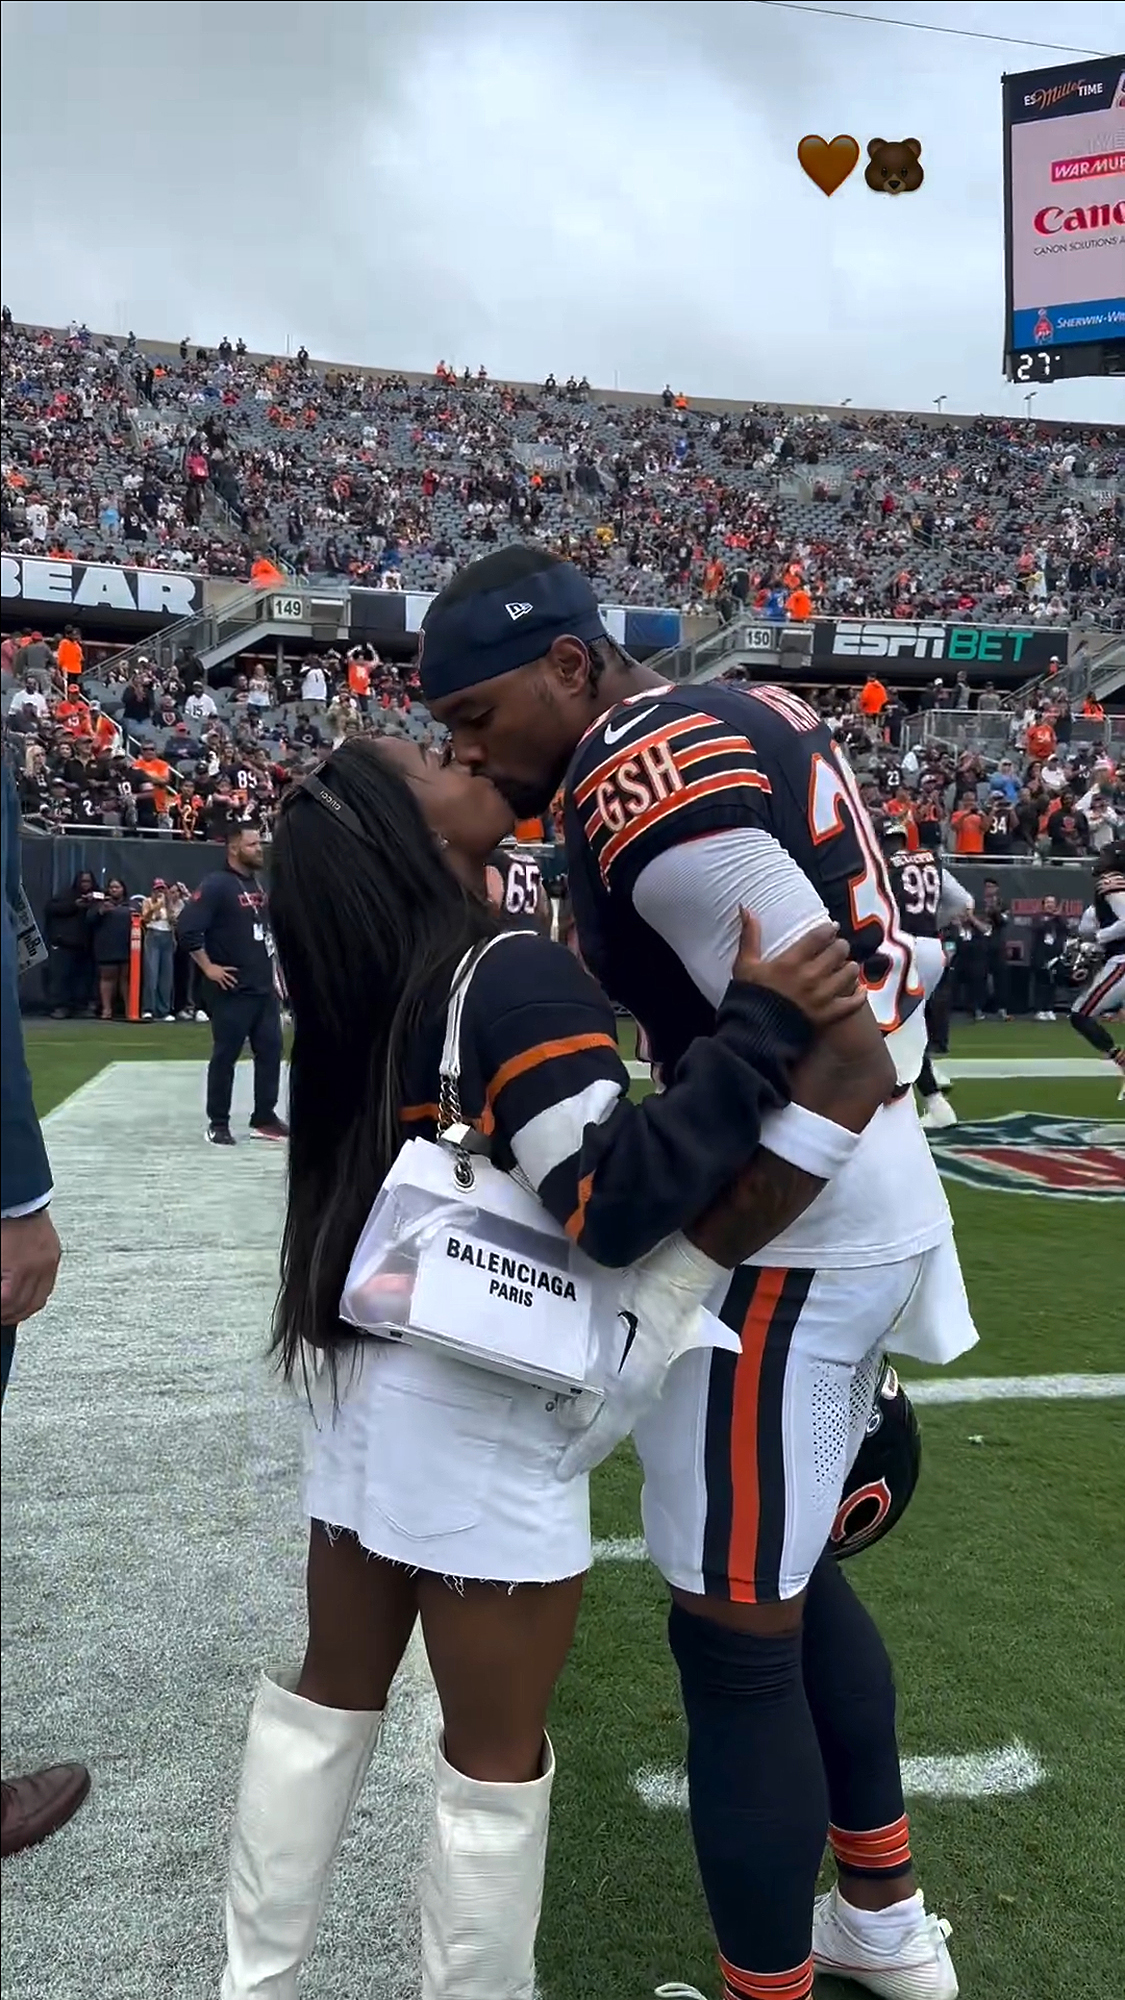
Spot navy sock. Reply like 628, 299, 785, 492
668, 1603, 825, 1996
802, 1553, 912, 1881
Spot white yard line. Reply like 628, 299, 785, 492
632, 1739, 1047, 1814
909, 1372, 1125, 1404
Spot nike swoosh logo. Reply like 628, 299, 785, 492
603, 706, 659, 746
617, 1310, 639, 1371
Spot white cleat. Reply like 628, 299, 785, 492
919, 1093, 957, 1131
813, 1887, 959, 2000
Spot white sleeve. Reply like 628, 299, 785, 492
937, 868, 975, 926
632, 828, 862, 1177
631, 826, 831, 1009
1078, 904, 1099, 940
1096, 891, 1125, 948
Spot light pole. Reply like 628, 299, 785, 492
934, 395, 946, 417
1024, 390, 1037, 420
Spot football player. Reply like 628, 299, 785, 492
486, 842, 552, 928
876, 819, 975, 1132
1068, 841, 1125, 1098
420, 548, 976, 2000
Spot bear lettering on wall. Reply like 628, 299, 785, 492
864, 138, 924, 195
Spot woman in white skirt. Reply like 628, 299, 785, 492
220, 736, 862, 2000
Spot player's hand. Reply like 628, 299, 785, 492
733, 909, 865, 1027
206, 964, 239, 990
555, 1235, 726, 1482
1, 1208, 62, 1325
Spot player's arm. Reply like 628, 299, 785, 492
936, 868, 974, 926
472, 932, 851, 1269
1095, 885, 1125, 951
632, 827, 895, 1266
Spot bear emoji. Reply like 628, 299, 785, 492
864, 138, 924, 195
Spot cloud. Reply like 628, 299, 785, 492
1, 0, 1120, 421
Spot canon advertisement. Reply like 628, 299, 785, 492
811, 620, 1065, 680
1, 555, 204, 624
1003, 55, 1125, 354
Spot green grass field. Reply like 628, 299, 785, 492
17, 1015, 1124, 2000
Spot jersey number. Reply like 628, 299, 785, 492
808, 748, 920, 1032
504, 860, 542, 916
898, 861, 941, 921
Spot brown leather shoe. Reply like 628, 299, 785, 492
1, 1764, 91, 1858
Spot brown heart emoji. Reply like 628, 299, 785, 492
798, 133, 860, 197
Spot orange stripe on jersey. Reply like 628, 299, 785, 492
725, 1267, 787, 1605
675, 732, 755, 770
573, 714, 704, 807
484, 1031, 618, 1108
829, 1815, 913, 1873
399, 1099, 495, 1136
598, 768, 771, 876
720, 1952, 814, 2000
565, 1171, 595, 1241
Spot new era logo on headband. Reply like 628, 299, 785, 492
505, 601, 533, 621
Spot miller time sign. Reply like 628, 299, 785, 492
813, 620, 1062, 672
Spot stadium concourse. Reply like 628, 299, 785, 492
0, 1027, 1122, 2000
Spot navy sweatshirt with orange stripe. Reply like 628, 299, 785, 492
399, 926, 811, 1269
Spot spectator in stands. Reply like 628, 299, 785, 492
300, 657, 327, 705
56, 625, 84, 683
185, 681, 218, 722
88, 879, 132, 1019
44, 870, 98, 1016
951, 792, 986, 855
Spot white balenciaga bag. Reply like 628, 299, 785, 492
341, 933, 624, 1398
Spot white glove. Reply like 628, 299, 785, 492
555, 1234, 727, 1482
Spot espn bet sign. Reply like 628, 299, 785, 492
812, 620, 1064, 675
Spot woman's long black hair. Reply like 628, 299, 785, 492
268, 737, 500, 1384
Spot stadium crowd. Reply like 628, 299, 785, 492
3, 616, 1120, 861
2, 312, 1123, 621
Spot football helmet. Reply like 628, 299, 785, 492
831, 1361, 921, 1560
1060, 936, 1103, 986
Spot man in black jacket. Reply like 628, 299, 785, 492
176, 819, 287, 1146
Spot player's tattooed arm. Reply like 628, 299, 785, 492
685, 1008, 896, 1264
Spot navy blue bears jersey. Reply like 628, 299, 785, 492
562, 682, 923, 1074
885, 846, 943, 940
488, 847, 549, 926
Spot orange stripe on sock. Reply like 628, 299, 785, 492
830, 1814, 912, 1872
720, 1952, 814, 2000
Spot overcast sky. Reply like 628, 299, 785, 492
2, 0, 1122, 423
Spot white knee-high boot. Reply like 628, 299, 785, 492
421, 1733, 555, 2000
221, 1669, 383, 2000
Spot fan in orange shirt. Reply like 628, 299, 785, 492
56, 626, 84, 679
132, 754, 177, 814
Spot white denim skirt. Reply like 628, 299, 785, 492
302, 1335, 591, 1583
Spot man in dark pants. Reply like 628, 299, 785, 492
2, 762, 91, 1857
176, 818, 288, 1147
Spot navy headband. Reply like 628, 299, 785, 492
418, 562, 608, 702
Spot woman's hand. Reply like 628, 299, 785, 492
732, 907, 865, 1028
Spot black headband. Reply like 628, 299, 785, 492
292, 768, 372, 845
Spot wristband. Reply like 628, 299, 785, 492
759, 1102, 861, 1180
